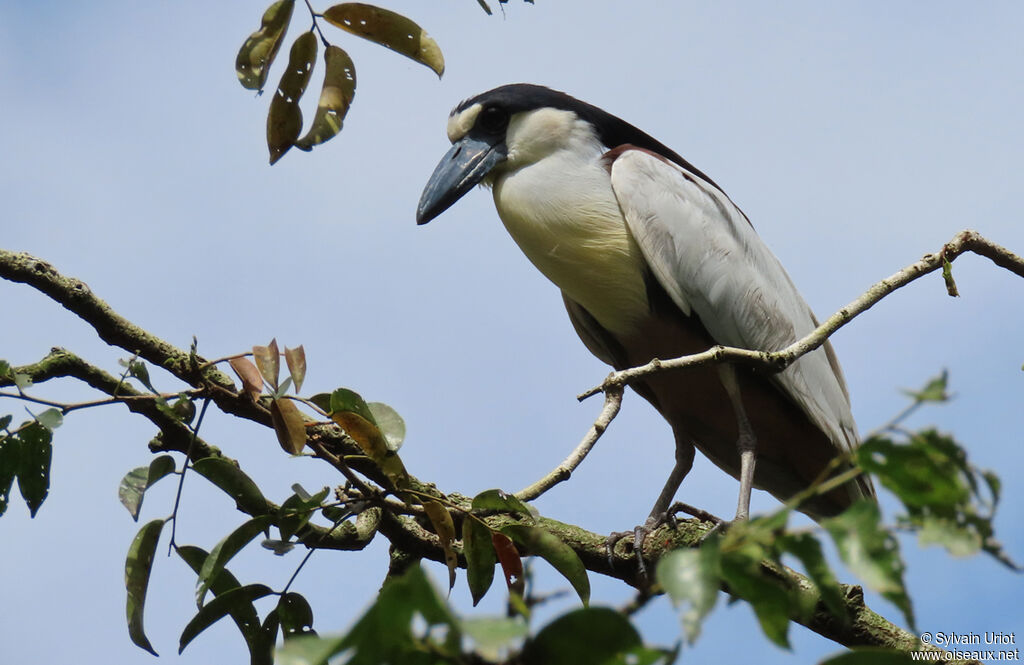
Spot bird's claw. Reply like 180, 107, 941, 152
697, 518, 731, 543
608, 505, 724, 580
606, 512, 679, 581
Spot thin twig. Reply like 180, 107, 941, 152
580, 230, 1024, 400
515, 384, 623, 501
302, 0, 330, 46
307, 438, 381, 502
0, 389, 200, 413
196, 351, 252, 372
865, 398, 926, 440
168, 397, 212, 553
618, 588, 655, 617
281, 506, 359, 595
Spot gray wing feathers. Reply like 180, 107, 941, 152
609, 150, 860, 456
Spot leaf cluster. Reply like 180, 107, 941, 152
236, 1, 444, 163
2, 278, 1019, 665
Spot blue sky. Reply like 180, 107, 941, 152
1, 2, 1022, 663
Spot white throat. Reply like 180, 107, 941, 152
490, 110, 649, 334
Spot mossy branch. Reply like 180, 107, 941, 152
0, 241, 1002, 663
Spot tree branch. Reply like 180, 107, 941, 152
3, 348, 222, 460
2, 238, 1008, 662
580, 229, 1024, 399
515, 384, 623, 501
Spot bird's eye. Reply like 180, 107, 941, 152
477, 105, 509, 134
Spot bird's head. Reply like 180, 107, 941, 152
416, 84, 701, 226
417, 84, 611, 225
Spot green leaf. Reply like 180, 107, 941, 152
823, 501, 915, 630
192, 457, 269, 514
118, 455, 177, 521
521, 607, 641, 665
0, 434, 21, 517
624, 645, 679, 665
328, 387, 377, 424
322, 3, 444, 76
271, 397, 308, 455
778, 532, 847, 624
328, 388, 409, 488
981, 469, 1001, 510
295, 46, 356, 151
423, 500, 458, 590
197, 516, 274, 607
275, 633, 346, 665
147, 455, 177, 487
367, 402, 405, 451
462, 518, 496, 605
180, 584, 275, 653
275, 371, 294, 398
236, 0, 296, 91
35, 408, 63, 431
171, 395, 197, 423
16, 422, 52, 517
857, 435, 967, 510
278, 487, 329, 541
126, 359, 156, 393
859, 430, 1017, 568
941, 257, 959, 296
307, 392, 331, 414
0, 414, 12, 431
13, 372, 32, 390
718, 539, 793, 647
262, 538, 296, 555
460, 616, 528, 661
656, 540, 720, 643
916, 515, 982, 556
901, 369, 950, 403
277, 592, 315, 637
334, 564, 458, 664
125, 518, 166, 656
503, 525, 589, 605
472, 488, 534, 517
267, 32, 318, 164
320, 505, 351, 523
177, 545, 263, 648
818, 647, 917, 664
258, 610, 282, 664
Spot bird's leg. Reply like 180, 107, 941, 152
718, 364, 757, 521
647, 438, 696, 520
607, 438, 695, 580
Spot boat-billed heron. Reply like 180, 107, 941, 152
416, 83, 874, 534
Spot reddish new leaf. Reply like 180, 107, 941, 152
284, 345, 306, 394
229, 357, 264, 399
491, 531, 524, 596
252, 339, 280, 390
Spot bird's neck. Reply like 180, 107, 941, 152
492, 147, 650, 335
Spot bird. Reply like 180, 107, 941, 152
415, 83, 875, 540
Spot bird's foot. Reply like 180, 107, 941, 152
697, 519, 730, 543
606, 517, 661, 582
608, 505, 725, 579
661, 501, 727, 544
